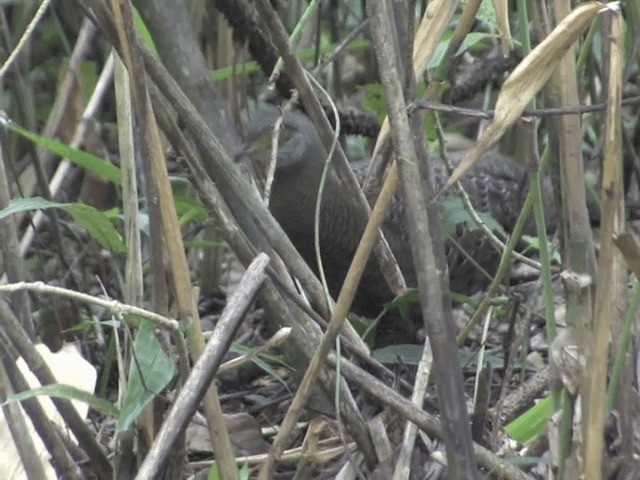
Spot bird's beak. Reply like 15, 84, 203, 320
234, 132, 273, 164
233, 143, 255, 163
234, 142, 254, 163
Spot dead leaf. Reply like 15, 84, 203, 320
442, 2, 604, 192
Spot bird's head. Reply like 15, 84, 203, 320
236, 105, 325, 172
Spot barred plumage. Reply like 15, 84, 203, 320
240, 107, 555, 343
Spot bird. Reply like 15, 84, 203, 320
239, 106, 555, 344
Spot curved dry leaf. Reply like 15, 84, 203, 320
413, 0, 458, 75
442, 1, 604, 192
614, 232, 640, 282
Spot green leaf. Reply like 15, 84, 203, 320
384, 288, 420, 320
230, 343, 290, 389
441, 196, 504, 239
427, 32, 453, 70
172, 178, 210, 227
373, 344, 423, 364
456, 32, 495, 55
428, 32, 494, 70
134, 7, 158, 56
117, 320, 176, 432
4, 383, 119, 416
361, 83, 387, 124
207, 464, 221, 480
212, 61, 262, 82
79, 61, 99, 101
450, 291, 481, 306
476, 0, 498, 26
522, 235, 561, 263
346, 312, 373, 340
0, 197, 126, 253
175, 194, 209, 224
2, 119, 122, 184
373, 343, 513, 371
505, 456, 548, 467
65, 203, 127, 253
505, 395, 553, 443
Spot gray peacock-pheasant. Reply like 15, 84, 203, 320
238, 106, 556, 344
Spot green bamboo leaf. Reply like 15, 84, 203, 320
505, 395, 553, 443
0, 197, 126, 253
117, 319, 176, 432
4, 384, 119, 416
2, 118, 122, 185
134, 7, 158, 56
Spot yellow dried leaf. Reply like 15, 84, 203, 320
443, 2, 604, 191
